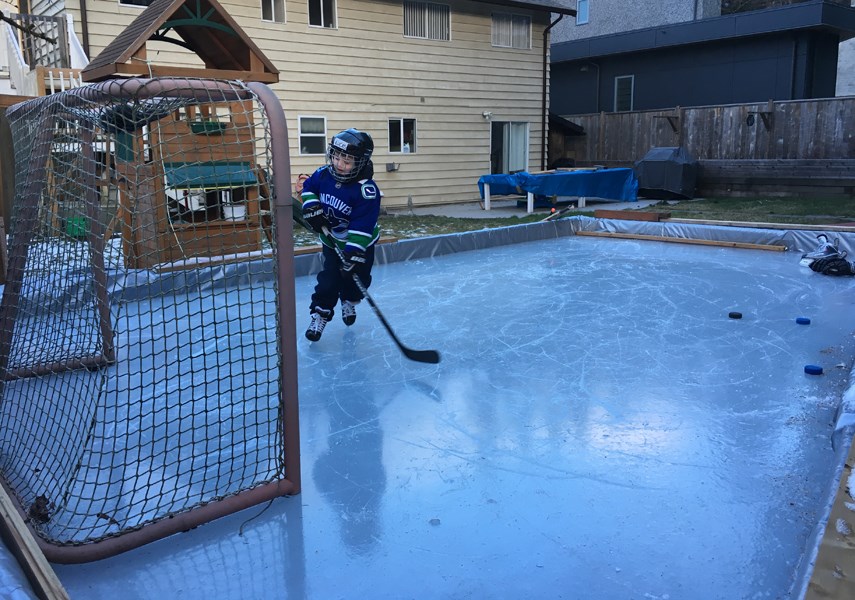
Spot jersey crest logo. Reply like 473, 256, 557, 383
361, 183, 377, 200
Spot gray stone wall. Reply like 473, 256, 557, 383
551, 0, 721, 44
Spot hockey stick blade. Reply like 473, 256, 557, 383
352, 278, 441, 364
322, 227, 441, 364
404, 348, 441, 364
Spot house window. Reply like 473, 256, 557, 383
389, 119, 417, 153
614, 75, 634, 112
299, 116, 327, 155
576, 0, 589, 25
403, 1, 450, 41
119, 0, 152, 7
491, 13, 531, 49
262, 0, 285, 22
309, 0, 336, 28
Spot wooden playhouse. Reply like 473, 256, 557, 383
80, 0, 279, 269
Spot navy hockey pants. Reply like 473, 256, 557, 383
310, 244, 375, 316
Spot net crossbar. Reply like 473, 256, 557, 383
0, 77, 300, 563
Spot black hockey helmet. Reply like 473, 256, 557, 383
326, 128, 374, 183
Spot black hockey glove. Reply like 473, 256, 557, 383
302, 203, 328, 234
340, 249, 366, 275
810, 255, 855, 276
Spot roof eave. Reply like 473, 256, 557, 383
469, 0, 576, 17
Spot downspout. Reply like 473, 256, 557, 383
79, 0, 91, 59
541, 14, 563, 171
790, 33, 799, 99
804, 33, 815, 98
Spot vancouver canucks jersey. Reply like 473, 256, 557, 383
300, 166, 381, 256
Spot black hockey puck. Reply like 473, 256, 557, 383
796, 317, 811, 325
728, 311, 742, 319
804, 364, 823, 375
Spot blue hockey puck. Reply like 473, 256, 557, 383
728, 311, 742, 319
796, 317, 811, 325
804, 365, 823, 375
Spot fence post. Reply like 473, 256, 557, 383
766, 99, 775, 158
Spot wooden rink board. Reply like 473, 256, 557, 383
593, 209, 670, 222
0, 481, 68, 599
805, 433, 855, 599
575, 230, 787, 252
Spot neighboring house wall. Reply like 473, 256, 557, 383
553, 31, 842, 114
838, 0, 855, 95
549, 0, 855, 99
551, 0, 720, 44
551, 2, 855, 115
842, 49, 855, 96
59, 0, 554, 207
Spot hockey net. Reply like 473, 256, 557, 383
0, 77, 300, 562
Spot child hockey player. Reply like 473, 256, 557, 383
300, 128, 382, 341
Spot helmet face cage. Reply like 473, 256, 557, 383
326, 129, 374, 183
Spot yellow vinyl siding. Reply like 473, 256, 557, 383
30, 0, 65, 17
68, 0, 551, 207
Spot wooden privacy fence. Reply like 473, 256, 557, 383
562, 96, 855, 197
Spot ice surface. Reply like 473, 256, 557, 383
21, 233, 855, 598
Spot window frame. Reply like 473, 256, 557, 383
261, 0, 286, 23
576, 0, 589, 25
298, 115, 328, 156
403, 1, 451, 42
491, 13, 531, 50
308, 0, 337, 29
614, 75, 634, 112
388, 118, 417, 154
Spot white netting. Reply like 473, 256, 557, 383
0, 77, 298, 557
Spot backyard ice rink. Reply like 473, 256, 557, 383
5, 227, 855, 599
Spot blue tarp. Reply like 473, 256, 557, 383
477, 168, 639, 204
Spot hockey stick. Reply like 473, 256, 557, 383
319, 226, 441, 364
291, 196, 312, 231
540, 203, 576, 222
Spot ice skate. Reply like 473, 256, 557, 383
306, 308, 333, 341
800, 234, 845, 267
341, 300, 358, 326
